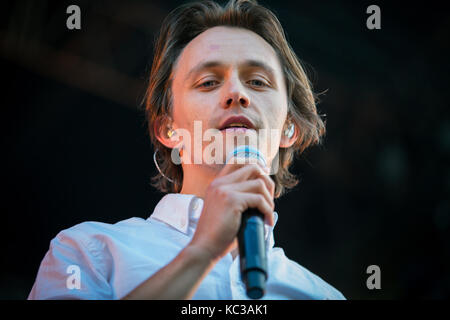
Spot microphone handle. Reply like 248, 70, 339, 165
238, 207, 268, 299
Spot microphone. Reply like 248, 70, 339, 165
226, 146, 268, 299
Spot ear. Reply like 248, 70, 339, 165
154, 116, 179, 149
279, 121, 299, 148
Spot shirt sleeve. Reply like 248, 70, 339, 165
28, 225, 114, 300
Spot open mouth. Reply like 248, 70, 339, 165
219, 115, 256, 132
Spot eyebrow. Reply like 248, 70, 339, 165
186, 59, 277, 82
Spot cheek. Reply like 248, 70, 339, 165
173, 91, 215, 130
261, 95, 288, 159
264, 95, 288, 128
268, 108, 285, 126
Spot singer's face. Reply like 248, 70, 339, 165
170, 26, 289, 168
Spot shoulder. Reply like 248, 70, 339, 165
28, 217, 149, 300
47, 217, 151, 261
54, 217, 148, 246
268, 247, 346, 300
60, 217, 148, 233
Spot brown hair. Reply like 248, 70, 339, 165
145, 0, 326, 198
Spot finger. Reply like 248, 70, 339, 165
217, 163, 269, 186
256, 170, 275, 198
221, 163, 274, 198
222, 154, 269, 175
224, 179, 274, 211
237, 191, 275, 226
229, 190, 274, 226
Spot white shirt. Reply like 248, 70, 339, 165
28, 193, 345, 300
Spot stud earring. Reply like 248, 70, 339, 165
167, 128, 176, 138
284, 123, 295, 139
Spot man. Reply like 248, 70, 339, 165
28, 0, 345, 299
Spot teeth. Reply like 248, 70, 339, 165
227, 123, 248, 128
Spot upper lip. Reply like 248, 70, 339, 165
219, 115, 256, 130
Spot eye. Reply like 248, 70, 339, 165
199, 80, 218, 88
248, 79, 268, 87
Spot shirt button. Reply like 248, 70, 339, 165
180, 217, 186, 227
192, 200, 199, 211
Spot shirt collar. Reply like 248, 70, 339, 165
149, 193, 278, 243
149, 193, 199, 234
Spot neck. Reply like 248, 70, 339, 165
179, 164, 220, 199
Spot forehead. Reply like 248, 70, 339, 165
172, 26, 282, 78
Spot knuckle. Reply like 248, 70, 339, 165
258, 194, 265, 203
256, 178, 265, 189
269, 178, 275, 192
213, 185, 226, 196
209, 179, 220, 189
268, 176, 275, 187
210, 176, 226, 190
263, 174, 274, 189
216, 186, 232, 202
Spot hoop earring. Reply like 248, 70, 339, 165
153, 148, 174, 183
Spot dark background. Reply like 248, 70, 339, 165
1, 0, 449, 299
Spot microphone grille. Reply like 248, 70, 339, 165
225, 146, 267, 167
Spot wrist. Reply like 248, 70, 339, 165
185, 241, 220, 266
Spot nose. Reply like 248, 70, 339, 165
222, 75, 250, 109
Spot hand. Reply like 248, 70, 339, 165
188, 161, 275, 262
